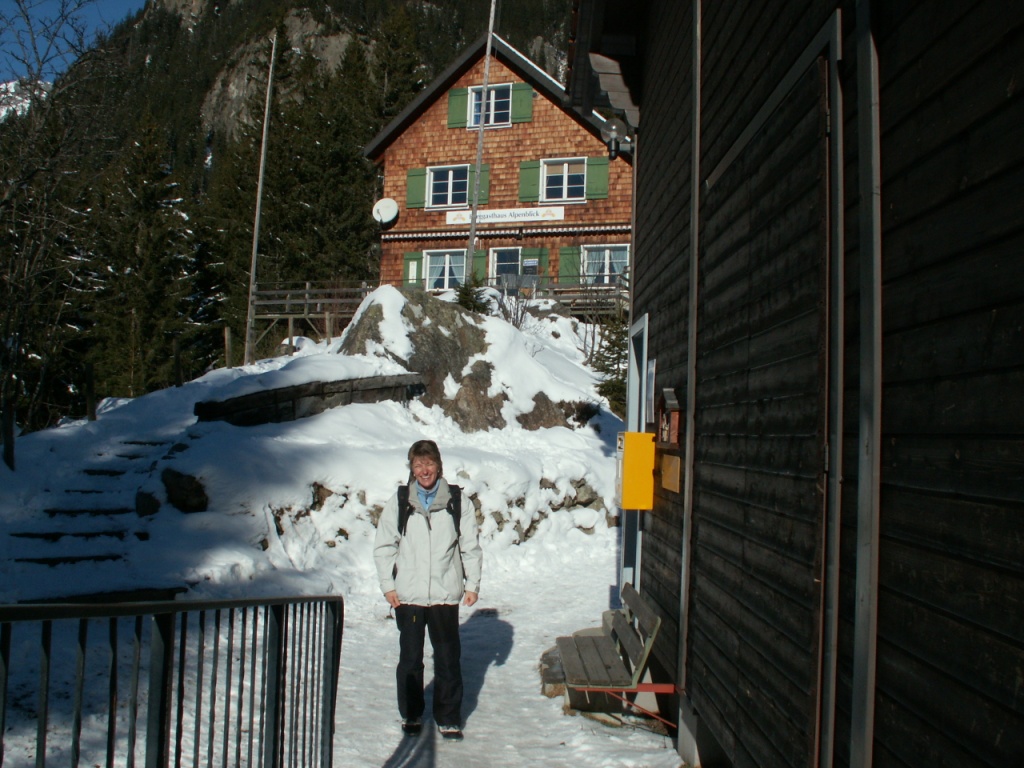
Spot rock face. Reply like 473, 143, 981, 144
161, 468, 209, 513
338, 289, 586, 432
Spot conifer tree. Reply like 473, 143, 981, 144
83, 119, 197, 397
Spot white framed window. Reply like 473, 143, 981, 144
427, 165, 469, 208
425, 249, 466, 290
470, 83, 512, 127
542, 158, 586, 202
584, 245, 629, 284
490, 247, 521, 279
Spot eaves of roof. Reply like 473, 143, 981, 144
362, 32, 610, 161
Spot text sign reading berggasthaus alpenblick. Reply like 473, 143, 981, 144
445, 207, 566, 225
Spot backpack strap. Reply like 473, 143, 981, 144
397, 483, 462, 537
397, 485, 412, 536
447, 485, 462, 537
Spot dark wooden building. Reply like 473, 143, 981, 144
567, 1, 1024, 767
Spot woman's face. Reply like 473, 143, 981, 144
411, 458, 439, 491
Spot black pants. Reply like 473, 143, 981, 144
394, 603, 463, 726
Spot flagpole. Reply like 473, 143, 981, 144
244, 32, 278, 366
466, 0, 498, 276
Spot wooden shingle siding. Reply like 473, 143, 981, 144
371, 52, 632, 287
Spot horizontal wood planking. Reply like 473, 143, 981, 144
875, 638, 1023, 767
880, 435, 1024, 503
880, 487, 1024, 571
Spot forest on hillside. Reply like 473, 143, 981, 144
0, 0, 573, 459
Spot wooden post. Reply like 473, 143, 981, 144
224, 326, 233, 368
85, 363, 96, 421
325, 312, 332, 341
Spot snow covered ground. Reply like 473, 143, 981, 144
0, 287, 683, 766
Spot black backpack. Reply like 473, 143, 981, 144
396, 484, 462, 537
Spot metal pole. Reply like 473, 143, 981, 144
245, 33, 278, 366
851, 1, 883, 766
466, 0, 498, 274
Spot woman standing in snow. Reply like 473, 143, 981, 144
373, 439, 482, 741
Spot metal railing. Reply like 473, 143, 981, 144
0, 596, 344, 768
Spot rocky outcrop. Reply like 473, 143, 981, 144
339, 289, 592, 433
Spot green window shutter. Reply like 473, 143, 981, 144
448, 88, 469, 128
519, 160, 540, 202
468, 164, 490, 205
473, 250, 487, 282
559, 246, 581, 282
585, 157, 609, 199
403, 252, 423, 286
406, 168, 426, 209
511, 83, 533, 123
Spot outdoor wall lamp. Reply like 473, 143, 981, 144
601, 117, 630, 160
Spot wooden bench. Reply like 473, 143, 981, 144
555, 582, 676, 728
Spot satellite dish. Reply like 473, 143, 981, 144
372, 197, 399, 225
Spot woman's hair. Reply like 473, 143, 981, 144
408, 439, 443, 478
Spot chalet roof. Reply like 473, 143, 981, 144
363, 33, 610, 160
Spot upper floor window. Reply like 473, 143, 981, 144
428, 165, 469, 208
448, 84, 533, 128
470, 84, 512, 127
543, 158, 587, 202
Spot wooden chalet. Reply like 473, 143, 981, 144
567, 1, 1024, 767
363, 34, 633, 310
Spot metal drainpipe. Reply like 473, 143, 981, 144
818, 11, 845, 767
679, 0, 702, 707
850, 0, 883, 766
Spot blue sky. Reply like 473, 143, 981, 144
2, 0, 148, 80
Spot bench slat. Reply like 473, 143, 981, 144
622, 582, 661, 639
610, 610, 645, 671
574, 634, 632, 687
556, 636, 591, 685
557, 635, 632, 687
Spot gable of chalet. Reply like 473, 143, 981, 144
364, 33, 614, 160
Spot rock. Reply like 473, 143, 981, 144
135, 490, 160, 517
161, 468, 208, 513
339, 288, 593, 433
311, 482, 334, 511
539, 645, 566, 698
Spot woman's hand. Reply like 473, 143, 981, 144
463, 591, 479, 607
384, 590, 401, 608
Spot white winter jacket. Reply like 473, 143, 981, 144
374, 478, 482, 606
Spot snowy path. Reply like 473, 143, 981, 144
333, 520, 683, 767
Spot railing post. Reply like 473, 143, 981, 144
0, 623, 9, 767
36, 620, 51, 768
146, 613, 175, 768
319, 600, 344, 768
263, 604, 286, 768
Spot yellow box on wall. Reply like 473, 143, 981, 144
616, 432, 655, 510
